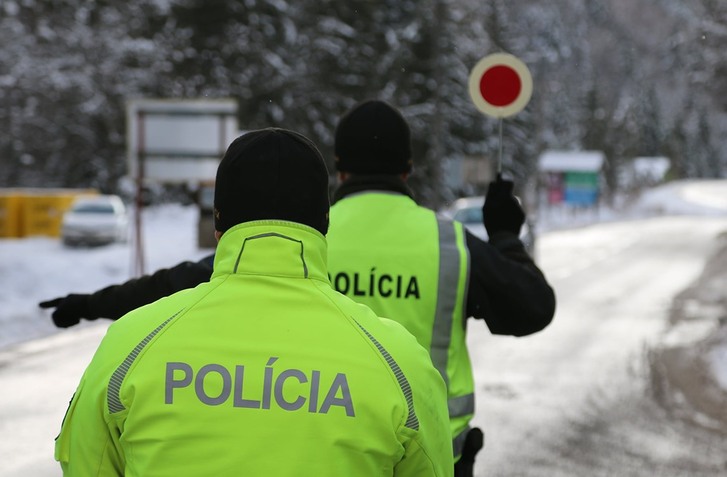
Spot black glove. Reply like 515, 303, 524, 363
454, 427, 484, 477
38, 294, 93, 328
483, 174, 525, 237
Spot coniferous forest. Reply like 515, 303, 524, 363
1, 0, 725, 207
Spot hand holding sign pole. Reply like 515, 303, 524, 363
468, 53, 533, 175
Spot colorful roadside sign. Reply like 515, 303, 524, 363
468, 53, 533, 118
563, 171, 599, 206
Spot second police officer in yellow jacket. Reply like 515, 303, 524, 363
327, 100, 555, 476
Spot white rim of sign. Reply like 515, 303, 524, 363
468, 53, 533, 118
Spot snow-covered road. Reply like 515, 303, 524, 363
0, 325, 107, 476
470, 214, 727, 476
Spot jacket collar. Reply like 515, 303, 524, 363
212, 221, 329, 282
332, 174, 415, 204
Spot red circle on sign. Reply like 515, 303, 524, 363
480, 65, 522, 107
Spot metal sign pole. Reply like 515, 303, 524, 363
497, 117, 504, 177
134, 112, 146, 277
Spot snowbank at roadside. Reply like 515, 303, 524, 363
651, 226, 727, 429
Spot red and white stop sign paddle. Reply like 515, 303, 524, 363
468, 53, 533, 118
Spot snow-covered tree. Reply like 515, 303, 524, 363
1, 0, 725, 197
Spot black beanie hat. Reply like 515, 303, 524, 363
214, 128, 330, 235
334, 100, 412, 174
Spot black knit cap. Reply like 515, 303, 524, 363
214, 128, 330, 235
334, 100, 413, 174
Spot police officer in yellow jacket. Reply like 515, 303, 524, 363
327, 100, 556, 476
55, 128, 453, 476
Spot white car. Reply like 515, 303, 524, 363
61, 195, 129, 246
440, 196, 536, 257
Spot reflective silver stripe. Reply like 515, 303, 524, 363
107, 311, 181, 414
354, 319, 419, 431
453, 426, 471, 458
448, 393, 475, 418
435, 220, 473, 453
431, 219, 463, 388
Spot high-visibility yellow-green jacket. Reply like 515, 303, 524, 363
327, 191, 472, 457
55, 221, 453, 477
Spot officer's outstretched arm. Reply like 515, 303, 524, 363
40, 255, 214, 327
86, 257, 213, 320
465, 175, 555, 335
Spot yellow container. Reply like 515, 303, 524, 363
19, 189, 97, 237
0, 192, 23, 238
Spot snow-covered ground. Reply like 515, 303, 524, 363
535, 179, 727, 394
0, 179, 726, 476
